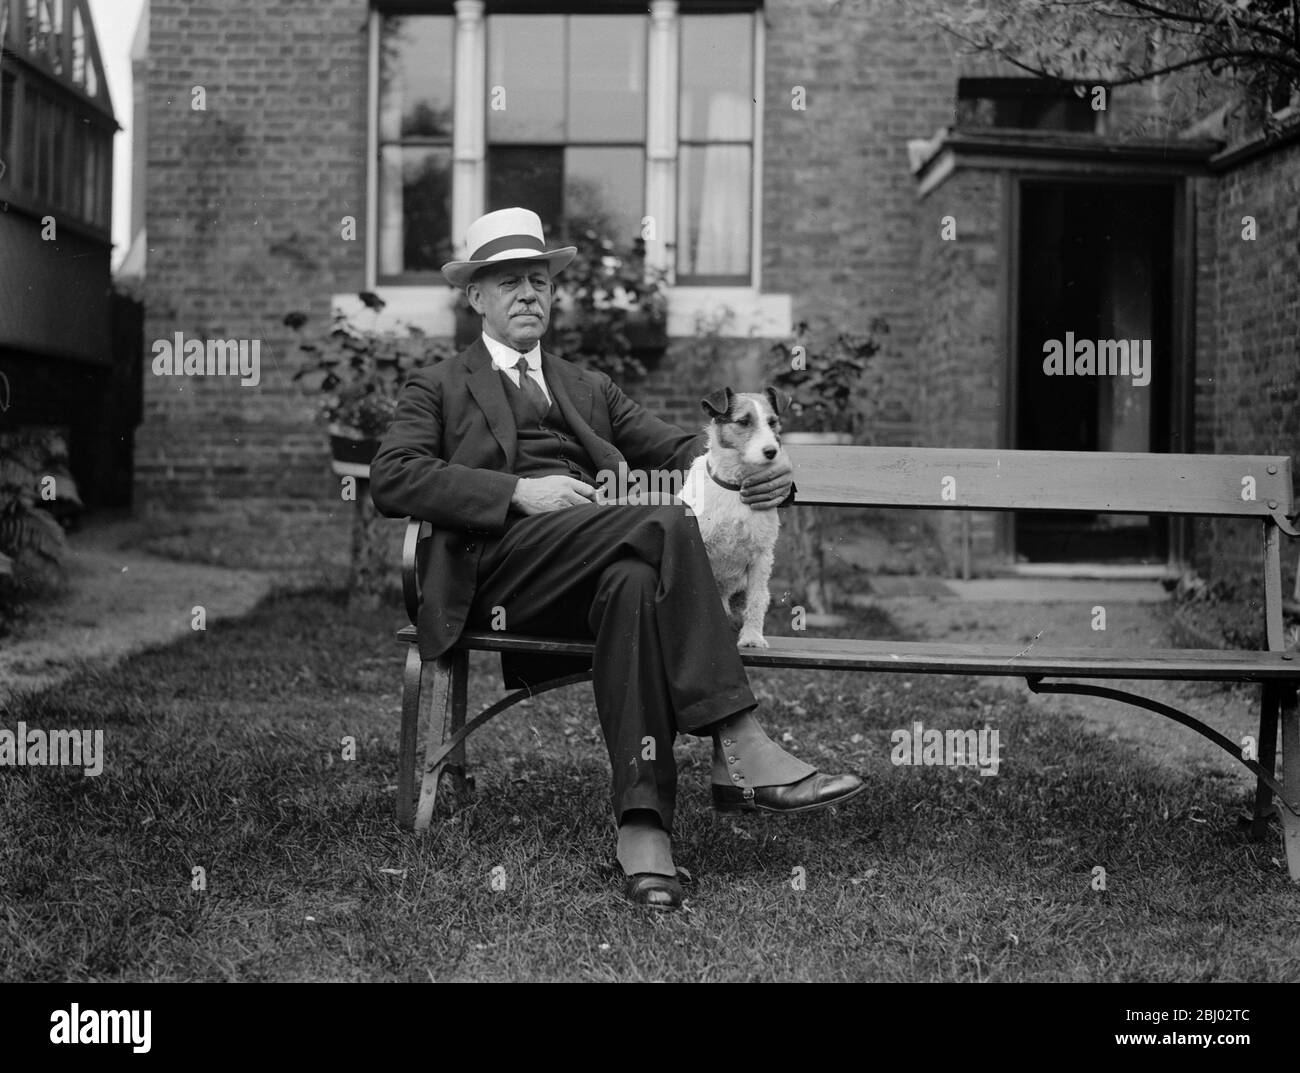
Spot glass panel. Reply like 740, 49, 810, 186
677, 144, 751, 279
0, 71, 15, 178
487, 146, 563, 241
379, 15, 453, 142
37, 0, 59, 71
66, 118, 83, 218
567, 15, 645, 142
71, 4, 86, 88
679, 14, 752, 143
486, 15, 565, 143
378, 145, 452, 277
49, 95, 64, 207
565, 146, 642, 247
36, 93, 55, 201
20, 86, 37, 192
24, 0, 38, 54
81, 126, 95, 220
97, 129, 110, 226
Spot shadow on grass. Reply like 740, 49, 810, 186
1, 588, 1294, 982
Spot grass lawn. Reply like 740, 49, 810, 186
2, 588, 1297, 982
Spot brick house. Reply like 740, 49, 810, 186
133, 0, 1299, 592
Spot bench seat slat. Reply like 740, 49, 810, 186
396, 627, 1299, 682
787, 445, 1296, 526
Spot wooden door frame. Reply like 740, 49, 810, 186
998, 169, 1195, 570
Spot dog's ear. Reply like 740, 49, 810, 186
701, 387, 734, 420
764, 386, 789, 416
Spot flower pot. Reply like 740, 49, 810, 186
328, 423, 381, 479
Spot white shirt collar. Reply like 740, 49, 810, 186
482, 332, 542, 372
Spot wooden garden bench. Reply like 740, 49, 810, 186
394, 445, 1300, 881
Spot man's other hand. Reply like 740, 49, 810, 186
511, 475, 600, 515
740, 452, 793, 511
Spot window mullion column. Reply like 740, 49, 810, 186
452, 0, 486, 256
645, 0, 678, 283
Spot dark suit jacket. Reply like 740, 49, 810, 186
370, 337, 706, 666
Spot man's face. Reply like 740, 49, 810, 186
466, 259, 554, 351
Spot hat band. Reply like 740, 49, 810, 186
469, 233, 548, 261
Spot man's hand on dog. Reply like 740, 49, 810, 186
739, 453, 793, 510
511, 475, 600, 514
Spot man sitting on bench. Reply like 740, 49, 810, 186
370, 208, 864, 910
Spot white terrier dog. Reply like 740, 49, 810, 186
680, 386, 789, 649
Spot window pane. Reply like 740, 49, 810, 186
98, 130, 110, 227
487, 146, 563, 240
677, 144, 750, 279
67, 120, 84, 218
20, 87, 38, 193
49, 98, 65, 208
71, 5, 86, 88
565, 146, 643, 247
567, 15, 645, 142
0, 72, 15, 179
680, 14, 752, 142
378, 145, 452, 277
487, 15, 565, 143
379, 15, 454, 141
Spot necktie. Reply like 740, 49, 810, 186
513, 356, 550, 419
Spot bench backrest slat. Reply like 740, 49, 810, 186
788, 445, 1296, 524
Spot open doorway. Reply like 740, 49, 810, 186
1014, 181, 1175, 563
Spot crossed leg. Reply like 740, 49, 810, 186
464, 502, 819, 885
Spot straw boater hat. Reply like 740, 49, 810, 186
441, 207, 577, 289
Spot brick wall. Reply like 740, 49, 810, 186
1195, 138, 1300, 597
761, 0, 960, 448
138, 0, 370, 513
138, 0, 963, 515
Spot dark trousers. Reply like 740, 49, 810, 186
465, 503, 756, 831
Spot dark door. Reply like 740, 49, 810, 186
1015, 181, 1174, 563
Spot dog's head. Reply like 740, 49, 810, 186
700, 386, 788, 469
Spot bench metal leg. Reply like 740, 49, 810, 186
1281, 684, 1300, 883
396, 644, 423, 830
1250, 682, 1280, 841
414, 650, 469, 832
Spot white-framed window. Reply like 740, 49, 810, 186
366, 0, 773, 326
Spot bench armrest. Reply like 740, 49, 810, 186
401, 519, 431, 626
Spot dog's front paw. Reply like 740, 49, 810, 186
737, 631, 769, 649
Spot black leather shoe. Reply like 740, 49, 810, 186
623, 872, 684, 910
712, 771, 865, 814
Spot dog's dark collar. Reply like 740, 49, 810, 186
706, 462, 743, 491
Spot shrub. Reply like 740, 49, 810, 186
286, 294, 455, 439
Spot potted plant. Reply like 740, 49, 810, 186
286, 293, 453, 477
549, 229, 669, 384
769, 318, 888, 623
286, 294, 454, 609
770, 317, 888, 445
